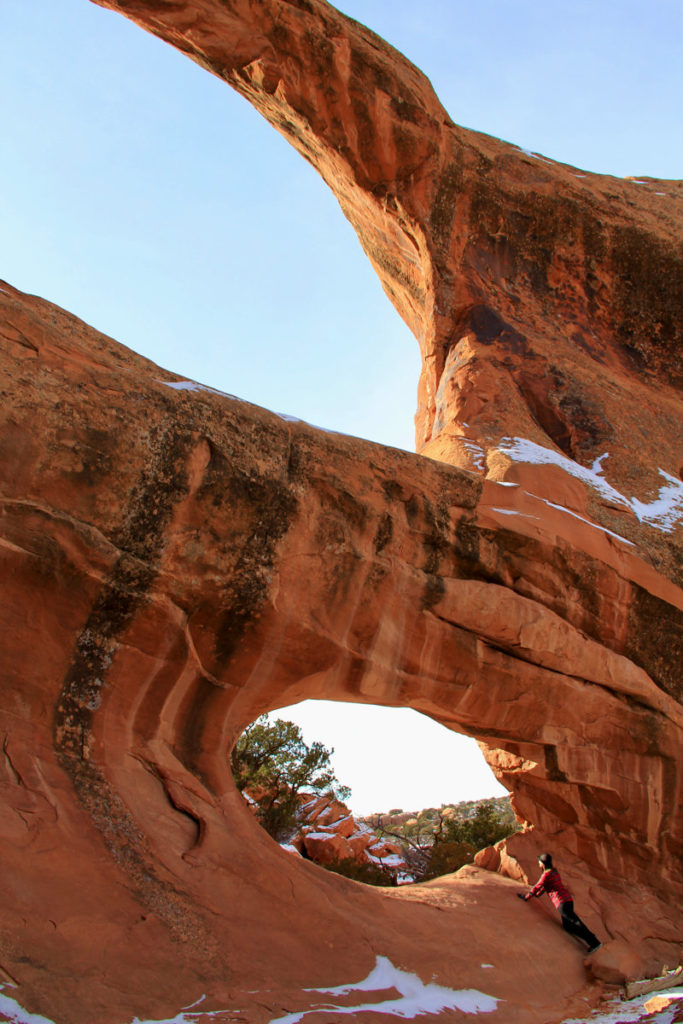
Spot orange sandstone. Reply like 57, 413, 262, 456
0, 0, 681, 1020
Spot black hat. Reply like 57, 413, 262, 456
538, 852, 553, 868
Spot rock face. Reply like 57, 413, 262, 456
0, 1, 681, 1022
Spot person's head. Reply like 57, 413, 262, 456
538, 852, 553, 870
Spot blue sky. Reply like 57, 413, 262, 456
3, 0, 681, 812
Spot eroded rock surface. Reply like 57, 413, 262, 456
0, 0, 681, 1021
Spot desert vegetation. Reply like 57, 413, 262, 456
231, 714, 351, 840
232, 717, 519, 884
363, 798, 519, 881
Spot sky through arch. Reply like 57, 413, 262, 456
266, 701, 507, 816
2, 0, 682, 452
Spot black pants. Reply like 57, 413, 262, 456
559, 901, 599, 949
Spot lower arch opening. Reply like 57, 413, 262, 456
231, 700, 524, 886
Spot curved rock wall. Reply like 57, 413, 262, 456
0, 0, 681, 1020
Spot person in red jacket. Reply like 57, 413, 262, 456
518, 853, 601, 953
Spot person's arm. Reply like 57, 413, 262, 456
525, 871, 550, 900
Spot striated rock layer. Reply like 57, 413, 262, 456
0, 0, 681, 1020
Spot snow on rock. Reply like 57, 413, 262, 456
129, 994, 232, 1023
156, 379, 243, 401
529, 495, 635, 546
461, 440, 487, 472
276, 794, 409, 877
492, 507, 540, 521
562, 987, 683, 1024
273, 411, 339, 435
630, 471, 683, 532
497, 438, 683, 533
157, 380, 349, 439
0, 985, 56, 1024
515, 146, 556, 166
268, 955, 500, 1022
0, 989, 232, 1024
279, 843, 300, 855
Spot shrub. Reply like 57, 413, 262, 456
231, 715, 350, 841
324, 857, 397, 887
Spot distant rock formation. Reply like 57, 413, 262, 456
280, 794, 408, 879
0, 0, 681, 1021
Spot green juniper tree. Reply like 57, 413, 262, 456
231, 715, 351, 840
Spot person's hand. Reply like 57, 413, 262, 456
516, 892, 527, 900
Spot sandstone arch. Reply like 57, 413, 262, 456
1, 279, 681, 1021
0, 0, 682, 1020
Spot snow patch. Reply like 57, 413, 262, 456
591, 452, 609, 474
0, 986, 235, 1024
497, 438, 683, 533
268, 955, 500, 1022
0, 986, 56, 1024
461, 440, 486, 471
516, 147, 555, 165
396, 871, 416, 884
630, 470, 683, 532
0, 288, 11, 296
529, 495, 635, 546
563, 987, 683, 1023
273, 411, 338, 435
367, 852, 404, 867
156, 379, 240, 401
130, 994, 233, 1023
480, 964, 495, 969
492, 507, 540, 521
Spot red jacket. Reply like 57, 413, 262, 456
526, 868, 572, 909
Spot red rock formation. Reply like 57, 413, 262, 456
0, 0, 681, 1021
1, 276, 681, 1022
93, 0, 683, 589
245, 790, 409, 878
